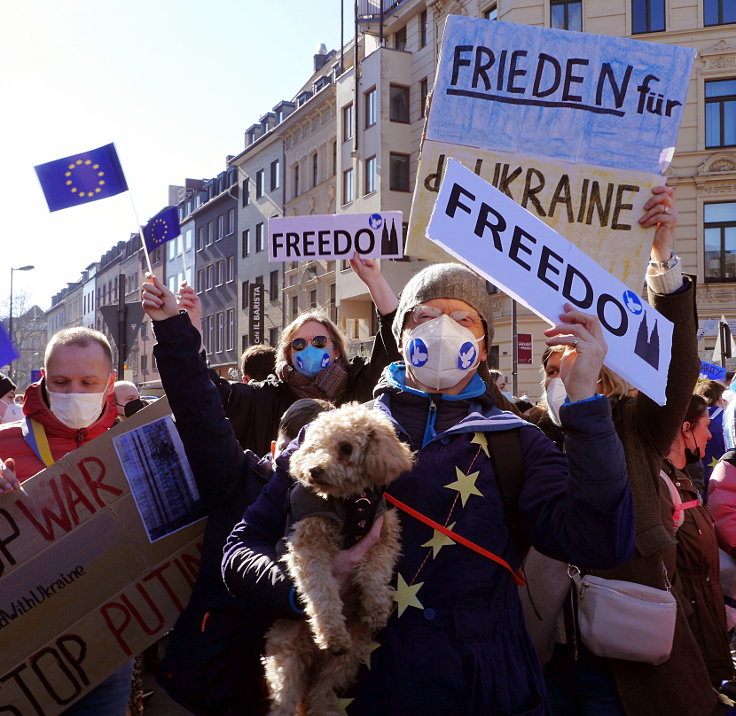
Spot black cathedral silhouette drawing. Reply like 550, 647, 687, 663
634, 312, 660, 370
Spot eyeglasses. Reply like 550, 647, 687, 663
410, 304, 482, 328
291, 335, 329, 352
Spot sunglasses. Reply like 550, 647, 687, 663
291, 335, 329, 352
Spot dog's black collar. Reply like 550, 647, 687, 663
340, 488, 386, 549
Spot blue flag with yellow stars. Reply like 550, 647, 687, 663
0, 324, 19, 368
142, 206, 180, 253
34, 143, 128, 212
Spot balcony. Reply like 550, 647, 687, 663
356, 0, 408, 21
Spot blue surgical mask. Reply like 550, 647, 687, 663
293, 345, 331, 378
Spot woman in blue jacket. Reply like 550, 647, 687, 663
222, 263, 635, 716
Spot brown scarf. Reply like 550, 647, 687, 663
276, 360, 349, 402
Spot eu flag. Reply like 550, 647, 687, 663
142, 206, 180, 253
0, 324, 19, 368
34, 143, 128, 212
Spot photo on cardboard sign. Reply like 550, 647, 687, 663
113, 416, 204, 542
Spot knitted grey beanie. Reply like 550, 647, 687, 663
392, 263, 495, 344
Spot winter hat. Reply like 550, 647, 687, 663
0, 373, 16, 399
392, 263, 495, 344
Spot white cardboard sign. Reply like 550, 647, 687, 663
269, 212, 403, 262
427, 160, 672, 405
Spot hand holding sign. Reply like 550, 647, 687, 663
640, 185, 677, 263
0, 457, 20, 496
348, 254, 400, 315
544, 304, 608, 403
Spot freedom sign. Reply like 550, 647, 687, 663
427, 160, 673, 405
269, 211, 403, 262
0, 399, 205, 714
426, 17, 695, 175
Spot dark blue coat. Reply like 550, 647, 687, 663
223, 367, 634, 715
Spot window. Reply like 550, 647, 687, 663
309, 289, 317, 308
184, 227, 193, 251
256, 222, 264, 252
420, 78, 429, 118
291, 295, 299, 320
632, 0, 665, 33
168, 275, 177, 294
141, 355, 148, 372
390, 85, 410, 123
217, 312, 224, 352
365, 156, 377, 195
342, 168, 354, 204
270, 270, 279, 300
483, 4, 498, 19
256, 169, 264, 198
270, 159, 280, 191
242, 228, 250, 257
207, 221, 214, 245
167, 239, 176, 261
206, 316, 214, 354
207, 264, 214, 290
312, 153, 319, 188
241, 280, 250, 309
342, 103, 353, 142
197, 227, 205, 250
332, 141, 337, 176
365, 87, 377, 127
706, 79, 736, 148
420, 10, 428, 47
227, 255, 234, 282
217, 215, 225, 240
395, 25, 407, 51
242, 334, 249, 351
242, 178, 250, 206
705, 0, 736, 25
294, 164, 300, 198
227, 309, 235, 351
216, 260, 224, 285
389, 153, 410, 192
705, 202, 736, 282
329, 283, 337, 322
551, 0, 581, 31
227, 208, 235, 235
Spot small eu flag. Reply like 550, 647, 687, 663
0, 324, 19, 368
142, 206, 181, 254
34, 143, 128, 212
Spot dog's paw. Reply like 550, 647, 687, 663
316, 628, 351, 654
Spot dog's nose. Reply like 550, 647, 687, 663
310, 466, 324, 479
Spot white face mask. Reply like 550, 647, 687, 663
545, 377, 567, 427
0, 398, 23, 424
47, 390, 107, 429
403, 314, 484, 391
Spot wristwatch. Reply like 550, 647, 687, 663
649, 250, 679, 271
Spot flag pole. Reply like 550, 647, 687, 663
181, 244, 189, 286
127, 192, 154, 276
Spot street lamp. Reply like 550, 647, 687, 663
8, 265, 34, 381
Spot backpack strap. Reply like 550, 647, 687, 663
487, 428, 527, 553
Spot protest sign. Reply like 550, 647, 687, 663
269, 211, 403, 262
427, 160, 672, 405
407, 140, 660, 286
407, 18, 694, 290
517, 334, 533, 365
426, 17, 695, 175
0, 398, 205, 714
700, 360, 727, 382
249, 282, 264, 345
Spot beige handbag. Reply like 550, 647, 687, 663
568, 565, 677, 665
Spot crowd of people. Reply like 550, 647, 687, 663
2, 187, 736, 714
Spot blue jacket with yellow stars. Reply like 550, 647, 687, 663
222, 363, 634, 716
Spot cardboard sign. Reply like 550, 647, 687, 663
427, 17, 695, 175
427, 160, 673, 405
700, 360, 727, 382
406, 140, 660, 287
517, 333, 533, 365
268, 212, 403, 262
0, 398, 205, 714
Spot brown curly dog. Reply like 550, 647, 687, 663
262, 402, 413, 716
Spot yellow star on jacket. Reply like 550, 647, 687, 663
394, 574, 424, 616
337, 697, 354, 715
709, 457, 720, 468
361, 640, 381, 669
421, 521, 457, 557
471, 432, 490, 457
445, 467, 483, 506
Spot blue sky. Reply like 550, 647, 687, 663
1, 1, 345, 312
